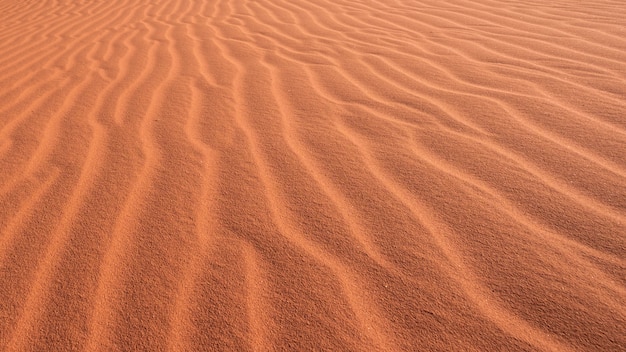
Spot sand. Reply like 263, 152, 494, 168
0, 0, 625, 350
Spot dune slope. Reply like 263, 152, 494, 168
0, 0, 625, 350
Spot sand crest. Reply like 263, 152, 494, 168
0, 0, 625, 350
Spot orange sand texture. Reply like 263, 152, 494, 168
1, 0, 625, 350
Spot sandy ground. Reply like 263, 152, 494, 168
0, 0, 625, 350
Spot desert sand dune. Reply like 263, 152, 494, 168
0, 0, 625, 351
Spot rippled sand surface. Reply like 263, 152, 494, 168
1, 0, 625, 350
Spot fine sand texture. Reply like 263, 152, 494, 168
1, 0, 625, 351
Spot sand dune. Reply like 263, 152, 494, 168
1, 0, 625, 350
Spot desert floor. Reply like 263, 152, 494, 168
0, 0, 625, 351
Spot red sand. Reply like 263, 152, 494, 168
0, 0, 625, 350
